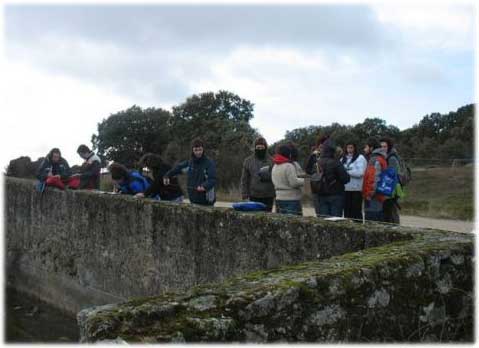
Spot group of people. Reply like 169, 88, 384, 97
241, 135, 405, 223
36, 145, 102, 191
36, 134, 405, 224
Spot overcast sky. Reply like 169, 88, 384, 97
1, 2, 475, 169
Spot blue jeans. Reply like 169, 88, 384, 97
318, 194, 344, 217
276, 200, 303, 216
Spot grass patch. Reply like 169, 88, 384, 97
400, 166, 474, 220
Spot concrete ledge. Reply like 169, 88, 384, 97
6, 177, 410, 314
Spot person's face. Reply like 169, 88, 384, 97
364, 145, 371, 155
255, 144, 266, 151
192, 146, 204, 158
346, 145, 355, 155
380, 142, 389, 153
51, 152, 61, 163
79, 152, 88, 159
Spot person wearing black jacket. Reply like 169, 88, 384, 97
305, 135, 329, 217
36, 148, 73, 190
317, 138, 350, 217
136, 153, 184, 202
164, 138, 217, 206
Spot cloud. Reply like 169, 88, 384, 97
372, 3, 474, 51
2, 3, 474, 166
6, 5, 387, 50
2, 60, 136, 169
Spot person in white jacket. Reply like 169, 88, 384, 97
341, 142, 367, 220
271, 144, 305, 216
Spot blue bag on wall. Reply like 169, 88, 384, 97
232, 201, 267, 211
376, 167, 399, 197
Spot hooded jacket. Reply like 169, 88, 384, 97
165, 153, 216, 205
240, 140, 275, 199
317, 139, 350, 196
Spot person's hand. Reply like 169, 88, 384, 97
163, 177, 170, 185
135, 192, 145, 198
196, 186, 206, 192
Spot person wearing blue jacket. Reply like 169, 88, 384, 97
109, 162, 151, 195
164, 138, 217, 206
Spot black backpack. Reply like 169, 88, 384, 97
310, 161, 337, 194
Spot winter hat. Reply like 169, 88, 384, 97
254, 137, 268, 147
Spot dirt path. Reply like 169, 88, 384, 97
212, 201, 474, 233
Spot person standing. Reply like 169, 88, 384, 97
341, 142, 367, 220
164, 138, 217, 206
362, 137, 388, 222
316, 138, 350, 217
379, 137, 401, 224
305, 135, 329, 217
271, 144, 304, 216
240, 137, 275, 211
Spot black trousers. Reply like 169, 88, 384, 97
250, 196, 274, 212
343, 191, 363, 221
383, 198, 400, 224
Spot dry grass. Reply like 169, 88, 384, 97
400, 165, 474, 221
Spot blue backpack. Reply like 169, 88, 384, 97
232, 201, 267, 212
376, 167, 399, 197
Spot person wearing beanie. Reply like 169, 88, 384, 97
164, 138, 217, 206
271, 143, 304, 216
240, 136, 276, 211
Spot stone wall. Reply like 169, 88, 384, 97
6, 177, 409, 314
78, 229, 474, 343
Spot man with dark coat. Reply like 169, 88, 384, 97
164, 138, 217, 206
240, 137, 275, 211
